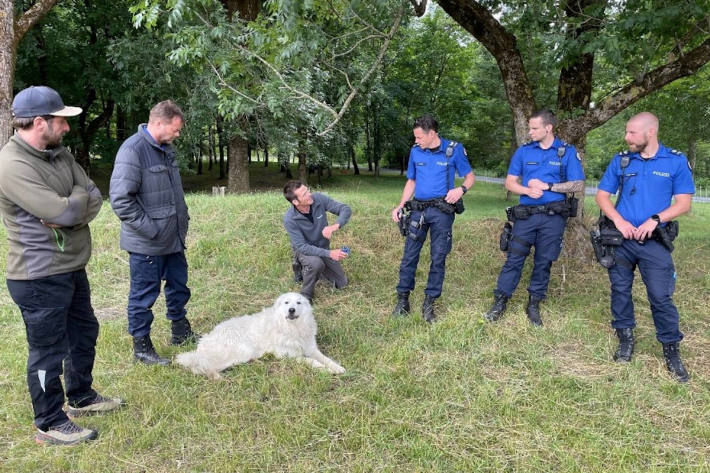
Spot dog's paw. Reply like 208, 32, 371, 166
206, 370, 223, 380
329, 365, 346, 375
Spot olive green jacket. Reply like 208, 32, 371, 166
0, 134, 102, 280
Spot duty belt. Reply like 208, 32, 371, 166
508, 199, 571, 221
410, 198, 456, 214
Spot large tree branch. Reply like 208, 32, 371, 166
435, 0, 535, 144
557, 0, 608, 114
317, 5, 404, 136
561, 37, 710, 142
14, 0, 58, 42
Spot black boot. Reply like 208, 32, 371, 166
662, 342, 689, 383
526, 296, 543, 326
292, 255, 303, 283
422, 295, 436, 324
484, 294, 509, 322
613, 328, 634, 362
170, 317, 197, 345
392, 292, 410, 317
133, 335, 170, 366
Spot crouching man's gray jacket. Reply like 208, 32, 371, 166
283, 193, 351, 258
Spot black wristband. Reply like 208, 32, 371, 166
548, 182, 554, 191
460, 185, 468, 194
651, 214, 661, 223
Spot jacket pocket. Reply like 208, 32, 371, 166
146, 205, 177, 219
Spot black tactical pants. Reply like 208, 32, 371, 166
7, 269, 99, 431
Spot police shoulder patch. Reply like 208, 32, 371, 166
619, 150, 629, 156
670, 148, 682, 155
576, 152, 582, 161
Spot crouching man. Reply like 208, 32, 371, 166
283, 181, 351, 303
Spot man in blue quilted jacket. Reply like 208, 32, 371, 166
110, 100, 194, 365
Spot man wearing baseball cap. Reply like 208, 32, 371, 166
0, 86, 122, 445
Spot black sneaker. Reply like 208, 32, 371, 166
35, 420, 98, 446
67, 392, 123, 417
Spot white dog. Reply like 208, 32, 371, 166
176, 293, 345, 379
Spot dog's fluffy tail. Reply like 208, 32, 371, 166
176, 351, 220, 379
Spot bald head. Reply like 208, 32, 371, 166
628, 112, 659, 133
625, 112, 659, 157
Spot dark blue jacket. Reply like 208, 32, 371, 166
109, 125, 189, 255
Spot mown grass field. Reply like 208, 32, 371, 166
1, 166, 708, 472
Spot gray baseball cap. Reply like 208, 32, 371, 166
11, 86, 82, 118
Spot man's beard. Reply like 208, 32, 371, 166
628, 139, 648, 153
43, 124, 64, 149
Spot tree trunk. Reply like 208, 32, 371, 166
216, 116, 226, 179
222, 0, 259, 191
77, 89, 114, 173
348, 137, 359, 175
116, 105, 127, 142
372, 101, 381, 177
688, 138, 697, 172
364, 108, 373, 171
297, 130, 307, 184
197, 141, 204, 175
263, 142, 269, 167
208, 126, 215, 171
228, 133, 249, 192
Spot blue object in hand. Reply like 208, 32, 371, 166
341, 246, 350, 256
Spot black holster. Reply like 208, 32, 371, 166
453, 199, 465, 214
598, 216, 624, 246
566, 196, 579, 218
499, 222, 512, 251
652, 220, 679, 252
397, 201, 412, 237
590, 215, 624, 268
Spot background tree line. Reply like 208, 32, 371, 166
3, 0, 710, 189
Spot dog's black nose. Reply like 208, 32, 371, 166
289, 307, 296, 314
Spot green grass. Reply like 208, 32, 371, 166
1, 169, 709, 472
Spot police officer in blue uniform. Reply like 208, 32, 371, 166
596, 112, 694, 383
485, 109, 585, 326
391, 115, 474, 323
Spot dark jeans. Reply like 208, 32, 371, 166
396, 207, 454, 298
128, 251, 191, 337
608, 239, 682, 343
495, 213, 566, 300
297, 253, 348, 300
7, 270, 99, 431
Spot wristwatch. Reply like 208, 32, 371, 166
547, 182, 554, 191
651, 214, 661, 224
460, 185, 468, 194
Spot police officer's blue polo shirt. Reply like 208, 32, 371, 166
508, 137, 585, 206
407, 138, 472, 201
598, 143, 695, 228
